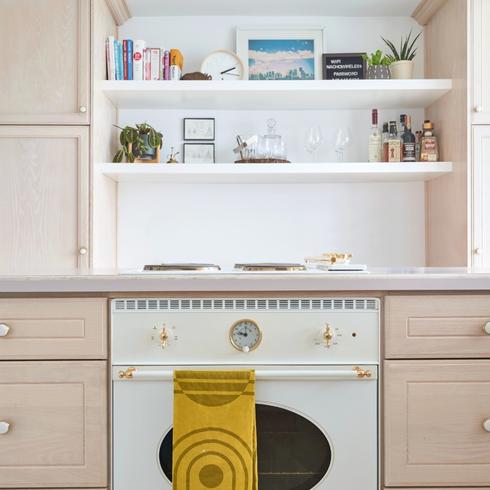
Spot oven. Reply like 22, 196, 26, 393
111, 297, 379, 490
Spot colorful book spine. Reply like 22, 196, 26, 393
123, 40, 128, 80
114, 40, 120, 80
133, 40, 145, 81
118, 41, 124, 80
160, 48, 166, 80
163, 50, 170, 80
144, 48, 151, 80
127, 40, 133, 80
107, 36, 116, 80
150, 48, 160, 80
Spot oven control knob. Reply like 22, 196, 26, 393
152, 326, 171, 349
323, 324, 336, 348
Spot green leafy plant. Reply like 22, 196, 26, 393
362, 50, 391, 67
381, 29, 422, 62
113, 123, 163, 163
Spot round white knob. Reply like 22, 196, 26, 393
475, 248, 483, 255
0, 323, 10, 337
483, 322, 490, 335
79, 105, 87, 113
79, 247, 88, 256
483, 419, 490, 432
475, 105, 484, 113
241, 346, 250, 353
0, 421, 10, 435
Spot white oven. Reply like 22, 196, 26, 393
111, 297, 380, 490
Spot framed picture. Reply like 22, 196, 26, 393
236, 26, 324, 80
183, 143, 215, 164
322, 53, 366, 80
183, 118, 215, 141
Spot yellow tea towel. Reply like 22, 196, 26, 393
173, 370, 258, 490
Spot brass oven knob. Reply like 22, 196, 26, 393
159, 327, 169, 349
323, 324, 335, 348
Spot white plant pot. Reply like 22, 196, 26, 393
389, 60, 414, 79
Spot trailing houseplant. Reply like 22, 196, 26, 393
381, 29, 422, 79
362, 50, 391, 79
113, 123, 163, 163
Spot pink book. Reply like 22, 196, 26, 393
164, 50, 170, 80
144, 48, 151, 80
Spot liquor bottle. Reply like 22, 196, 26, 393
398, 114, 407, 135
368, 109, 382, 162
382, 122, 389, 162
420, 120, 439, 162
401, 115, 416, 162
415, 131, 422, 161
388, 121, 401, 162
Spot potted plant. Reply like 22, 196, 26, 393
382, 30, 422, 79
363, 50, 391, 79
113, 123, 163, 163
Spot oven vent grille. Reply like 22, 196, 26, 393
113, 298, 379, 312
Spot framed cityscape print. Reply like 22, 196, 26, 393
236, 26, 324, 80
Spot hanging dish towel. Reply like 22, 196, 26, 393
173, 370, 258, 490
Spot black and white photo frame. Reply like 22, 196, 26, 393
183, 118, 216, 141
183, 143, 216, 164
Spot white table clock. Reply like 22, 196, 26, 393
201, 50, 245, 80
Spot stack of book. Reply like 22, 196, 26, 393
106, 37, 183, 81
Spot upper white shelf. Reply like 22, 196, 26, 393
98, 162, 453, 184
98, 80, 453, 111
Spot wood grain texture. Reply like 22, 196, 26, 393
385, 295, 490, 358
0, 126, 89, 273
412, 0, 448, 25
0, 0, 90, 124
0, 298, 107, 359
384, 360, 490, 487
0, 361, 107, 487
105, 0, 131, 25
424, 0, 468, 266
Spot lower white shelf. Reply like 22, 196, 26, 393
97, 162, 453, 184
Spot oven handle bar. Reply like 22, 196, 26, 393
115, 366, 377, 381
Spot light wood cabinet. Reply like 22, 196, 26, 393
0, 126, 89, 273
472, 0, 490, 124
385, 295, 490, 358
0, 298, 107, 360
384, 360, 490, 487
0, 0, 90, 124
0, 361, 107, 488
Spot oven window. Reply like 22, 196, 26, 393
159, 403, 332, 489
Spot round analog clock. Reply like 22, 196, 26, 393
229, 319, 262, 352
201, 50, 244, 81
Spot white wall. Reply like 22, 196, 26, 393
112, 15, 427, 269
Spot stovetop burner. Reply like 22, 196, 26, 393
143, 263, 221, 272
234, 262, 307, 272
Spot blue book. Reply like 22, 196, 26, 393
117, 41, 124, 80
114, 40, 120, 80
127, 40, 133, 80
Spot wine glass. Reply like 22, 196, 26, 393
304, 126, 323, 162
334, 127, 351, 162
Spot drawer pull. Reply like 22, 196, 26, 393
483, 322, 490, 335
0, 323, 10, 337
483, 419, 490, 433
0, 421, 10, 434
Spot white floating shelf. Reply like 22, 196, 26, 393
98, 80, 453, 111
98, 162, 453, 184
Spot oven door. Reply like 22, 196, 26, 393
112, 365, 378, 490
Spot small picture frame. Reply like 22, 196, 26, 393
183, 143, 215, 164
183, 118, 216, 141
322, 53, 366, 80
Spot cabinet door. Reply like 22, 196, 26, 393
472, 126, 490, 266
384, 361, 490, 487
0, 0, 90, 124
472, 0, 490, 123
0, 126, 89, 273
0, 361, 107, 487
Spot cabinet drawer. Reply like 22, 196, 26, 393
384, 361, 490, 487
0, 361, 107, 488
0, 299, 107, 360
385, 295, 490, 358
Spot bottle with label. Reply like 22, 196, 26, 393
401, 115, 416, 162
415, 131, 422, 161
382, 122, 390, 162
398, 114, 407, 135
420, 120, 439, 162
388, 121, 401, 162
368, 109, 382, 162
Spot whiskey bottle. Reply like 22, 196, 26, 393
382, 122, 389, 162
368, 109, 382, 162
388, 121, 401, 163
415, 131, 422, 161
401, 115, 416, 162
420, 120, 439, 162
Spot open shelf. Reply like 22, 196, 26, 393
98, 79, 453, 111
98, 162, 453, 184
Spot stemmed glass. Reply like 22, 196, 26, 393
334, 127, 351, 162
304, 126, 323, 162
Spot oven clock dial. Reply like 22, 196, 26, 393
229, 319, 262, 353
